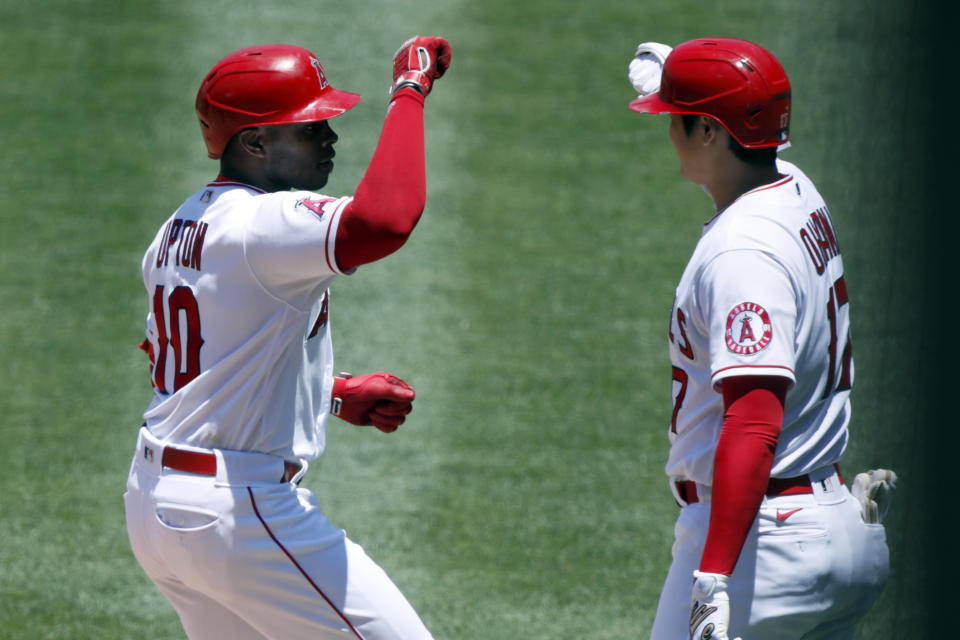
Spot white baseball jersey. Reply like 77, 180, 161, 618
651, 156, 887, 638
666, 159, 852, 485
130, 178, 435, 639
140, 179, 355, 461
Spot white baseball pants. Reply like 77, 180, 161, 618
650, 466, 889, 639
124, 428, 433, 640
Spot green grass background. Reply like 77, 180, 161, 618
0, 0, 948, 637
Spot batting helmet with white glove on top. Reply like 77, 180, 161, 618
628, 42, 673, 96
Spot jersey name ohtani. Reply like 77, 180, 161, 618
799, 207, 839, 275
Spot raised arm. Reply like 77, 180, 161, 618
335, 36, 451, 271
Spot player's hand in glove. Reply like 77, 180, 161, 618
851, 468, 897, 524
689, 571, 742, 640
628, 42, 673, 96
331, 373, 415, 433
391, 35, 452, 97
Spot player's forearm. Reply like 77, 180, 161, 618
335, 88, 426, 270
700, 377, 786, 575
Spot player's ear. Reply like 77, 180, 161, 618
236, 128, 267, 158
700, 116, 720, 146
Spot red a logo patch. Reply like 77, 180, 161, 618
725, 302, 772, 355
298, 197, 335, 220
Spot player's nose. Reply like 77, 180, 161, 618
324, 123, 339, 146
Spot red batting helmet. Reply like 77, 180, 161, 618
196, 44, 362, 159
630, 37, 791, 149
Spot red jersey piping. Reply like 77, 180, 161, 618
704, 175, 795, 227
208, 176, 267, 194
711, 364, 795, 379
247, 487, 364, 638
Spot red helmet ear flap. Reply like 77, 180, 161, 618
196, 45, 361, 159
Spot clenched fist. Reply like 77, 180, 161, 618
391, 36, 452, 97
628, 41, 672, 96
331, 372, 416, 433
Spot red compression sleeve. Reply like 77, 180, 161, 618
699, 375, 788, 576
335, 87, 426, 271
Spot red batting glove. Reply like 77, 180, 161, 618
331, 373, 416, 433
390, 35, 451, 97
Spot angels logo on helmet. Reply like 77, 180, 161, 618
310, 57, 330, 90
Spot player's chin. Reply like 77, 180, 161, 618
294, 167, 332, 191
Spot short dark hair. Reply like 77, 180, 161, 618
681, 114, 777, 167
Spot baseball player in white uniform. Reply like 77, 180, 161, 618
124, 37, 450, 639
627, 38, 895, 639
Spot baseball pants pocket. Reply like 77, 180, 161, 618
155, 503, 221, 532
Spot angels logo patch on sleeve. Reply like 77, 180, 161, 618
725, 302, 773, 355
296, 197, 336, 220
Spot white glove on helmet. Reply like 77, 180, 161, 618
628, 42, 673, 96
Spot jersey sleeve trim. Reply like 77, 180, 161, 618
711, 364, 796, 389
324, 197, 356, 276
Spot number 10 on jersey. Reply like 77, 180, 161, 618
150, 285, 204, 394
